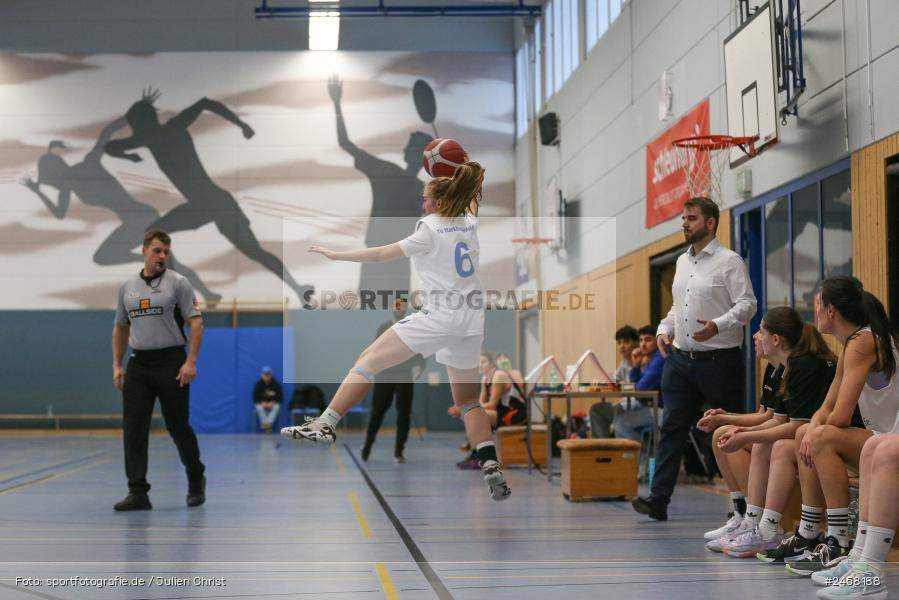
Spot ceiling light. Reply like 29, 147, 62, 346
309, 1, 339, 50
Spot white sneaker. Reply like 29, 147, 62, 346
706, 519, 752, 553
280, 417, 336, 444
815, 561, 888, 599
482, 460, 511, 501
704, 513, 744, 540
811, 555, 853, 587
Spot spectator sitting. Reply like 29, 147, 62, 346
253, 366, 282, 433
589, 325, 639, 438
613, 325, 665, 441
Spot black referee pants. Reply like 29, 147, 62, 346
650, 347, 744, 505
123, 348, 205, 494
364, 382, 414, 455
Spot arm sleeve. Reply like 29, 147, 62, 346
253, 381, 263, 404
175, 277, 202, 320
712, 255, 758, 333
114, 283, 130, 326
629, 367, 642, 384
399, 223, 435, 257
657, 303, 676, 339
636, 354, 664, 391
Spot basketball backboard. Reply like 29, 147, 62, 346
724, 2, 778, 167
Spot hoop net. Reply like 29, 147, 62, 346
671, 134, 755, 204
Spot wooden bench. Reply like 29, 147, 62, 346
496, 425, 547, 466
557, 438, 640, 501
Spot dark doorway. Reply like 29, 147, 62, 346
887, 156, 899, 332
650, 245, 687, 327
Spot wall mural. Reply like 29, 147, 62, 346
0, 52, 515, 309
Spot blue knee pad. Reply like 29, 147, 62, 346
351, 365, 375, 383
458, 401, 481, 419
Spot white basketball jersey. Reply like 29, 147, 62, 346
857, 327, 899, 433
399, 213, 484, 336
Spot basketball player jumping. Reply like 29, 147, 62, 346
281, 162, 511, 501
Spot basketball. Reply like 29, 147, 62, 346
422, 138, 468, 178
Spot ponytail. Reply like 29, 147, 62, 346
859, 291, 898, 378
426, 161, 485, 218
821, 275, 898, 378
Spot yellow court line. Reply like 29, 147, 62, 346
687, 482, 731, 498
374, 563, 399, 600
330, 444, 345, 474
0, 460, 110, 496
349, 493, 372, 539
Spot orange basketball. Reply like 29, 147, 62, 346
422, 138, 468, 178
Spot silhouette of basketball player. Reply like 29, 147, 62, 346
105, 89, 314, 307
328, 75, 432, 296
21, 117, 220, 303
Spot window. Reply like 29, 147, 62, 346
543, 1, 554, 100
821, 170, 852, 278
733, 160, 852, 412
541, 0, 581, 100
585, 0, 617, 53
765, 197, 790, 309
734, 161, 853, 319
534, 20, 542, 111
515, 44, 528, 139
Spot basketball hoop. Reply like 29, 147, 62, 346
512, 237, 555, 245
671, 134, 756, 204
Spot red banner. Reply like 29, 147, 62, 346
645, 99, 709, 228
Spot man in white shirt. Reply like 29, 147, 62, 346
632, 197, 757, 521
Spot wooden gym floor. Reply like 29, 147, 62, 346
0, 432, 895, 599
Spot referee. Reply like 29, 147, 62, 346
632, 197, 756, 521
112, 229, 206, 511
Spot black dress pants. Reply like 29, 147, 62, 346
650, 347, 744, 505
364, 382, 414, 454
122, 347, 205, 494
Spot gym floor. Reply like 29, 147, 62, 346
0, 432, 896, 600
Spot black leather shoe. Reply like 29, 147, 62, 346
187, 476, 206, 507
114, 493, 152, 511
631, 496, 667, 521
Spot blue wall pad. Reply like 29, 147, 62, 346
190, 327, 294, 433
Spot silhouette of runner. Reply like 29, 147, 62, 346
105, 89, 313, 307
328, 75, 431, 296
21, 117, 220, 303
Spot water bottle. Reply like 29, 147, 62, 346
549, 367, 559, 388
848, 485, 859, 538
47, 404, 53, 417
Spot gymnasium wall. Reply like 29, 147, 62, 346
0, 1, 519, 422
518, 0, 899, 358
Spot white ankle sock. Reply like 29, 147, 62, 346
319, 408, 341, 428
743, 504, 763, 528
799, 504, 823, 540
759, 508, 782, 540
826, 508, 850, 547
859, 525, 895, 572
849, 521, 868, 561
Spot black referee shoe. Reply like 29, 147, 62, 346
631, 496, 667, 521
187, 476, 206, 507
114, 493, 152, 511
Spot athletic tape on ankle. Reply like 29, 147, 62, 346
458, 401, 481, 419
351, 365, 375, 383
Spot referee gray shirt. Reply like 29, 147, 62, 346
114, 269, 202, 351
